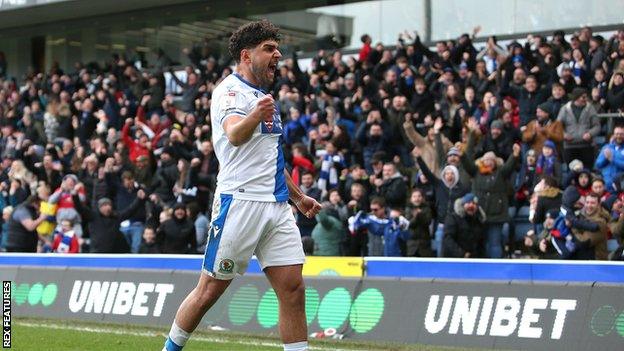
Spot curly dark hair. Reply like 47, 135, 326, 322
228, 20, 281, 63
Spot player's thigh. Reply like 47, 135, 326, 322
265, 264, 304, 296
202, 197, 267, 279
255, 202, 305, 270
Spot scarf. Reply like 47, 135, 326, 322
536, 154, 556, 176
317, 153, 344, 192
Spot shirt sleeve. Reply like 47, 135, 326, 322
216, 89, 248, 126
12, 206, 32, 222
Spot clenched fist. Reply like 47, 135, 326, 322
252, 95, 275, 124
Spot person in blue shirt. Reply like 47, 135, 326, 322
595, 125, 624, 192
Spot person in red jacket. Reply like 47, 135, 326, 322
51, 219, 80, 253
359, 34, 372, 63
121, 118, 152, 163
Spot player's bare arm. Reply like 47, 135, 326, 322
222, 94, 274, 146
285, 170, 321, 218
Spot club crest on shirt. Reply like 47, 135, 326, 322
219, 258, 234, 273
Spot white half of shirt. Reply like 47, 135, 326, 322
210, 73, 288, 202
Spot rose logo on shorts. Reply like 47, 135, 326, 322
219, 259, 235, 274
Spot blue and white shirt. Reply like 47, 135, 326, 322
211, 73, 288, 202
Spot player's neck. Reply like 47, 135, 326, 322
235, 66, 264, 89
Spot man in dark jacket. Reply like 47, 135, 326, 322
157, 202, 196, 254
152, 148, 179, 206
106, 170, 146, 253
443, 193, 486, 258
415, 148, 470, 257
73, 185, 146, 253
501, 74, 548, 127
372, 163, 407, 208
462, 130, 521, 258
4, 197, 46, 252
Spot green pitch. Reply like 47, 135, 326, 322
12, 318, 482, 351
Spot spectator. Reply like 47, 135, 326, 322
106, 170, 146, 253
414, 146, 469, 256
187, 202, 208, 253
4, 197, 46, 252
558, 87, 600, 167
574, 192, 609, 260
371, 163, 408, 209
0, 206, 12, 251
157, 202, 197, 254
348, 197, 390, 256
521, 102, 564, 154
514, 149, 538, 208
531, 176, 563, 231
442, 193, 486, 258
138, 226, 161, 254
403, 117, 452, 175
462, 130, 521, 258
311, 203, 344, 256
51, 219, 80, 253
536, 140, 562, 181
382, 209, 410, 257
595, 125, 624, 191
524, 209, 559, 259
297, 171, 322, 236
73, 185, 145, 253
405, 189, 434, 257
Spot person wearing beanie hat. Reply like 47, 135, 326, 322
595, 125, 624, 192
158, 202, 196, 254
536, 139, 561, 180
490, 119, 503, 131
480, 118, 513, 161
97, 197, 112, 209
72, 187, 147, 253
521, 100, 564, 154
523, 207, 560, 259
442, 192, 486, 258
557, 83, 599, 167
463, 127, 521, 258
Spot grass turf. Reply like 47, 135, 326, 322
11, 317, 485, 351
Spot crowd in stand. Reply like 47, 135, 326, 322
1, 23, 624, 260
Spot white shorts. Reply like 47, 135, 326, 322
202, 194, 305, 280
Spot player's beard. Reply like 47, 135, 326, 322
251, 61, 275, 89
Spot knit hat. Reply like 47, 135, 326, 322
97, 197, 112, 208
561, 186, 581, 210
491, 119, 504, 130
63, 174, 78, 184
570, 87, 588, 101
543, 140, 556, 150
546, 208, 560, 220
537, 102, 551, 114
527, 149, 536, 157
447, 147, 461, 158
461, 193, 478, 205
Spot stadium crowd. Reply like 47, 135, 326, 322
1, 23, 624, 260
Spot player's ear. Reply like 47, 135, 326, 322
241, 48, 251, 63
